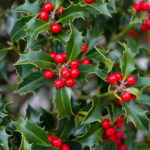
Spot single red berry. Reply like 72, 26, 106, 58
50, 24, 61, 34
128, 30, 137, 37
81, 44, 87, 54
115, 72, 122, 81
108, 135, 116, 142
58, 6, 65, 15
54, 54, 64, 63
52, 138, 62, 148
121, 92, 131, 102
117, 144, 127, 150
69, 60, 79, 68
141, 23, 148, 32
39, 10, 48, 20
125, 75, 136, 85
116, 131, 124, 139
61, 69, 71, 79
43, 2, 53, 12
132, 2, 141, 12
102, 133, 108, 140
116, 122, 123, 129
43, 70, 53, 79
139, 1, 148, 11
54, 79, 64, 89
85, 0, 94, 4
62, 53, 67, 62
48, 135, 53, 144
116, 99, 122, 107
101, 119, 111, 129
115, 116, 123, 123
107, 74, 117, 84
145, 20, 150, 28
105, 128, 116, 136
115, 138, 122, 145
64, 78, 75, 87
70, 68, 79, 78
81, 59, 90, 64
61, 144, 70, 150
49, 52, 56, 60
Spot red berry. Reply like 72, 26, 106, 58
116, 99, 122, 107
61, 144, 70, 150
70, 68, 79, 78
81, 44, 87, 54
61, 69, 71, 79
116, 131, 124, 139
147, 4, 150, 12
148, 140, 150, 148
102, 133, 108, 140
85, 0, 94, 4
121, 92, 131, 102
39, 10, 48, 20
54, 54, 64, 63
43, 2, 53, 12
141, 23, 148, 32
115, 138, 122, 145
52, 138, 62, 148
115, 116, 123, 123
145, 20, 150, 28
132, 2, 141, 12
48, 135, 53, 144
64, 78, 75, 87
54, 79, 64, 89
62, 53, 67, 62
117, 144, 127, 150
107, 74, 117, 84
50, 24, 61, 34
58, 6, 65, 15
139, 1, 148, 11
81, 59, 90, 64
69, 60, 79, 68
125, 75, 136, 85
49, 52, 56, 60
128, 30, 137, 37
115, 72, 122, 81
101, 119, 111, 129
43, 70, 53, 79
116, 122, 123, 129
132, 95, 136, 101
108, 135, 116, 142
105, 128, 116, 136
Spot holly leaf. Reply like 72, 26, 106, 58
0, 98, 9, 114
65, 22, 83, 63
125, 87, 140, 97
0, 44, 8, 61
136, 94, 150, 106
19, 135, 32, 150
54, 87, 73, 118
52, 0, 62, 12
15, 51, 55, 69
32, 144, 57, 150
0, 127, 9, 150
0, 62, 8, 81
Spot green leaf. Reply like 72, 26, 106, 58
78, 64, 107, 81
65, 22, 83, 63
120, 43, 135, 80
136, 94, 150, 106
0, 98, 9, 114
14, 1, 40, 15
15, 51, 55, 69
14, 72, 48, 94
125, 87, 140, 97
26, 18, 50, 48
11, 16, 32, 41
19, 136, 32, 150
95, 47, 114, 73
109, 0, 116, 10
0, 44, 8, 61
14, 119, 49, 145
52, 0, 62, 11
32, 144, 57, 150
0, 62, 8, 81
57, 4, 89, 24
0, 127, 9, 150
122, 101, 150, 134
54, 87, 73, 118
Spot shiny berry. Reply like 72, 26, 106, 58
61, 144, 70, 150
48, 135, 53, 144
69, 60, 79, 68
65, 78, 75, 87
43, 2, 53, 12
101, 119, 111, 129
115, 116, 123, 123
141, 23, 148, 32
117, 144, 127, 150
132, 2, 141, 12
81, 59, 90, 64
116, 122, 123, 129
81, 44, 87, 54
139, 1, 148, 11
54, 79, 64, 89
70, 68, 79, 78
62, 53, 67, 62
128, 30, 137, 37
116, 131, 124, 139
121, 92, 131, 102
43, 70, 53, 79
52, 138, 62, 148
49, 52, 56, 60
116, 99, 122, 106
39, 11, 48, 20
145, 20, 150, 28
58, 6, 65, 15
50, 24, 61, 34
61, 69, 71, 79
108, 136, 116, 142
115, 72, 122, 81
107, 74, 117, 84
54, 54, 64, 63
105, 128, 116, 136
85, 0, 94, 3
125, 76, 136, 85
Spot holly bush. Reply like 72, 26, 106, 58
1, 0, 150, 149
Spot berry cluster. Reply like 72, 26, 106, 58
101, 116, 127, 150
107, 73, 136, 102
48, 135, 70, 150
133, 1, 150, 32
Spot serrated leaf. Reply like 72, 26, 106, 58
52, 0, 62, 11
125, 87, 140, 97
14, 119, 49, 145
15, 72, 48, 94
65, 22, 83, 63
26, 18, 50, 47
14, 1, 40, 15
0, 98, 9, 114
15, 51, 55, 69
0, 44, 8, 61
0, 127, 9, 150
54, 87, 73, 118
19, 136, 32, 150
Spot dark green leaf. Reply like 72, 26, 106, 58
0, 44, 8, 61
0, 127, 9, 150
136, 94, 150, 106
0, 62, 8, 81
52, 0, 62, 11
19, 136, 32, 150
32, 144, 57, 150
0, 98, 9, 114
